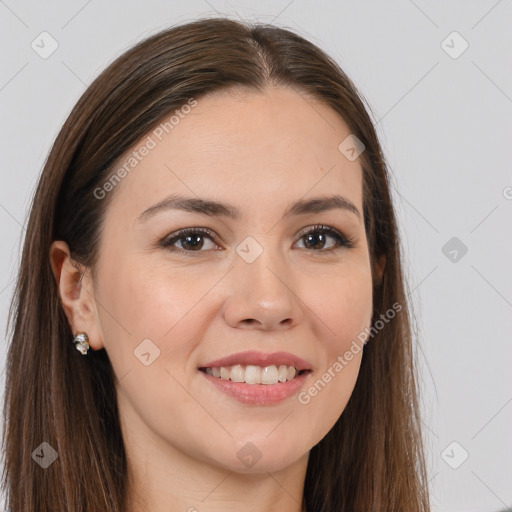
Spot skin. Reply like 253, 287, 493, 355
50, 86, 385, 512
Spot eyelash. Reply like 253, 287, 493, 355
159, 224, 355, 256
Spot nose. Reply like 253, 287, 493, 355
222, 245, 304, 331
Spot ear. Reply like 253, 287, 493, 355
373, 254, 387, 286
49, 240, 104, 351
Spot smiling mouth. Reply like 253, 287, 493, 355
199, 364, 311, 385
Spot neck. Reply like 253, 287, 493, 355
124, 439, 308, 512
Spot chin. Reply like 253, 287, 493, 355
209, 442, 308, 475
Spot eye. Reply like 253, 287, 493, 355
159, 224, 354, 255
160, 227, 219, 253
294, 224, 354, 252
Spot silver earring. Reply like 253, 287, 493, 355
73, 331, 90, 355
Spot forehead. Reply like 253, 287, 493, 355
106, 86, 363, 221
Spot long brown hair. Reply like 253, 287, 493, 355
2, 17, 431, 511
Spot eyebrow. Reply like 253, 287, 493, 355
136, 193, 361, 224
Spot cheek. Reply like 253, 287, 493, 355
94, 256, 200, 373
289, 260, 372, 440
295, 350, 362, 454
312, 258, 374, 357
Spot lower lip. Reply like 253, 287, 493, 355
199, 370, 310, 405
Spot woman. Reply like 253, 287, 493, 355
1, 17, 431, 511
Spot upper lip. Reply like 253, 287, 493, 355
200, 350, 312, 371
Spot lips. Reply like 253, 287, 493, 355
199, 350, 313, 372
200, 370, 310, 405
198, 351, 313, 403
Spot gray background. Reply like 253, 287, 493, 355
1, 1, 511, 510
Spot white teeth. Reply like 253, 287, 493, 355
204, 364, 301, 384
278, 365, 288, 382
230, 364, 244, 383
244, 365, 261, 384
261, 365, 279, 385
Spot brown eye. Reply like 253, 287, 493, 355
295, 225, 354, 252
160, 228, 219, 253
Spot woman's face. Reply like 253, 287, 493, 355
90, 86, 374, 474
